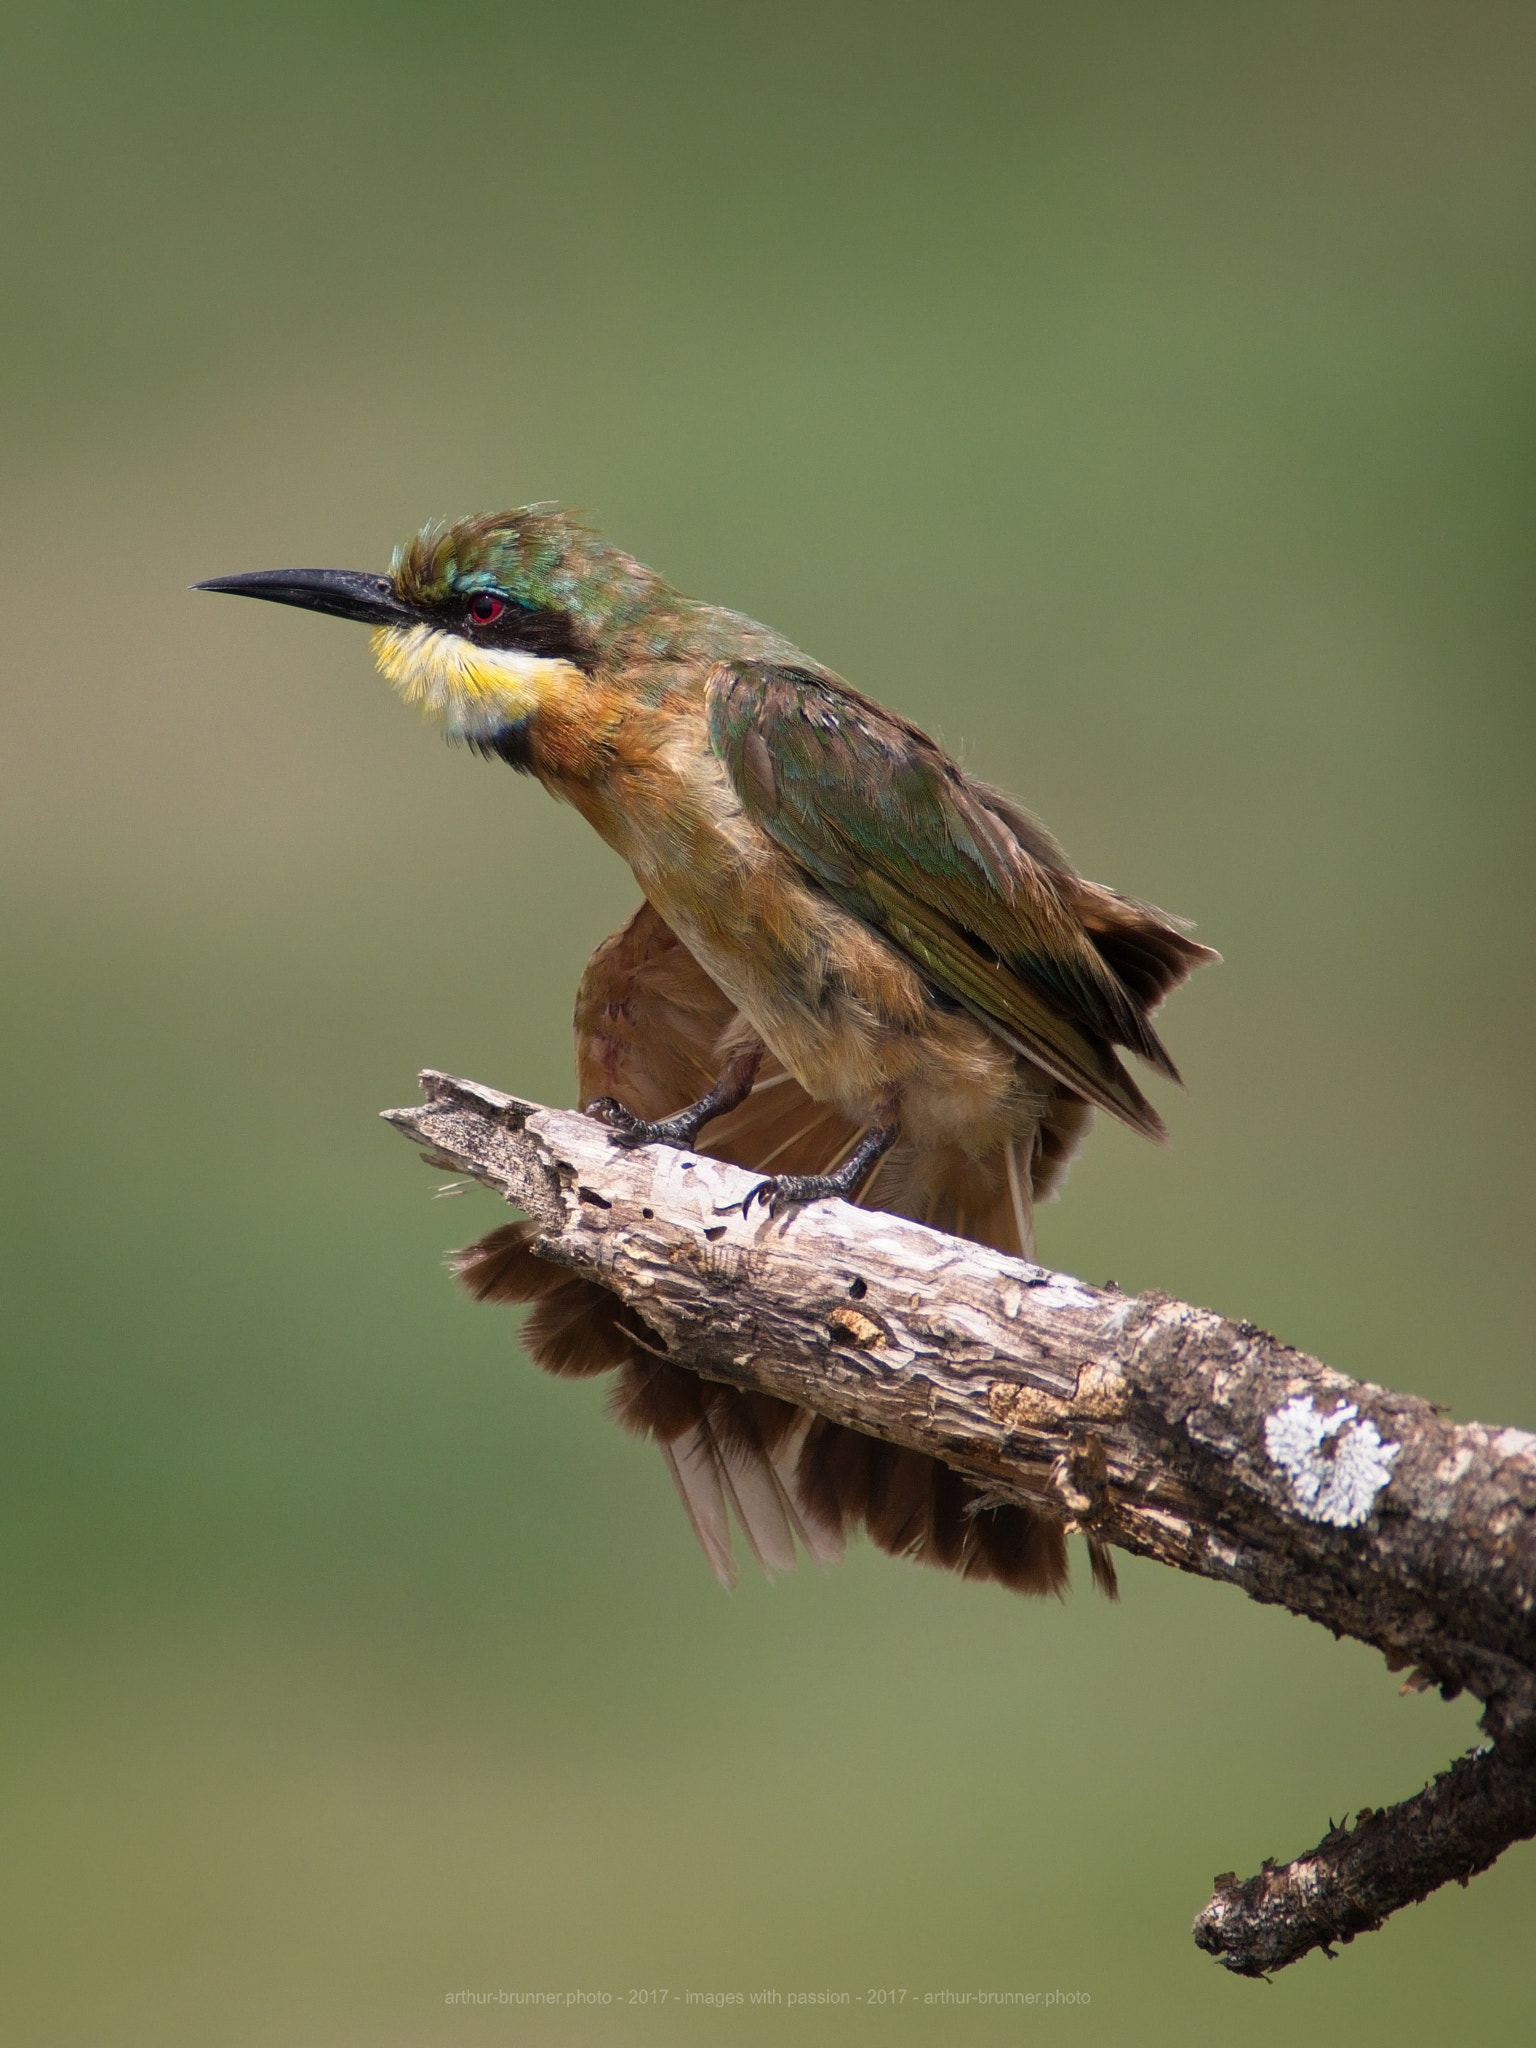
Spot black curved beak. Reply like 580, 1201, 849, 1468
193, 567, 417, 627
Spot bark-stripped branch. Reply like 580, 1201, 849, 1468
384, 1071, 1536, 1975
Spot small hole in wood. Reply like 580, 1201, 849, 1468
577, 1186, 612, 1208
704, 1226, 727, 1242
641, 1207, 654, 1219
847, 1275, 867, 1299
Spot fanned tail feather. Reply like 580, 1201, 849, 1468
1087, 1535, 1121, 1601
607, 1349, 816, 1585
795, 1421, 1069, 1597
453, 1219, 640, 1375
659, 1429, 736, 1589
654, 1401, 833, 1588
454, 900, 1110, 1598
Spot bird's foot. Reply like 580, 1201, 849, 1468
585, 1044, 764, 1153
735, 1122, 899, 1218
585, 1097, 715, 1150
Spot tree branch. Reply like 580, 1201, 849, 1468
384, 1070, 1536, 1974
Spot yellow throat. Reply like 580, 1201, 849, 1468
370, 623, 577, 740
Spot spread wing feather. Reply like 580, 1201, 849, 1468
706, 661, 1215, 1139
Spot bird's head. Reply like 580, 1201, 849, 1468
197, 507, 663, 745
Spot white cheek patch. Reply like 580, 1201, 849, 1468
369, 625, 574, 739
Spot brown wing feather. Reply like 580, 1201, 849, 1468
455, 900, 1103, 1598
1064, 878, 1220, 1014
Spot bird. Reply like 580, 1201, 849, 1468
198, 508, 1215, 1599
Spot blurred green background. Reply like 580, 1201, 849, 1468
3, 2, 1533, 2040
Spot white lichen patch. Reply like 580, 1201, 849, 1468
1264, 1396, 1401, 1528
1433, 1444, 1475, 1492
1489, 1426, 1536, 1468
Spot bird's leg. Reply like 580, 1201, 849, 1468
585, 1042, 764, 1151
736, 1116, 900, 1219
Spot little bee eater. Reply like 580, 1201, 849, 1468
199, 509, 1215, 1596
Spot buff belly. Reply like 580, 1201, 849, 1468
632, 852, 1046, 1157
568, 693, 1049, 1157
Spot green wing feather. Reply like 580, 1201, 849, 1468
706, 661, 1198, 1138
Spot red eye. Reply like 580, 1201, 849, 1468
468, 592, 506, 624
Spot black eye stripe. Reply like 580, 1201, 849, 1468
447, 590, 595, 670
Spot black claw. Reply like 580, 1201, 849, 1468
739, 1172, 825, 1217
583, 1049, 765, 1156
735, 1123, 901, 1218
584, 1097, 704, 1150
584, 1095, 643, 1138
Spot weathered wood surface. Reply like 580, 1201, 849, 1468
384, 1070, 1536, 1975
